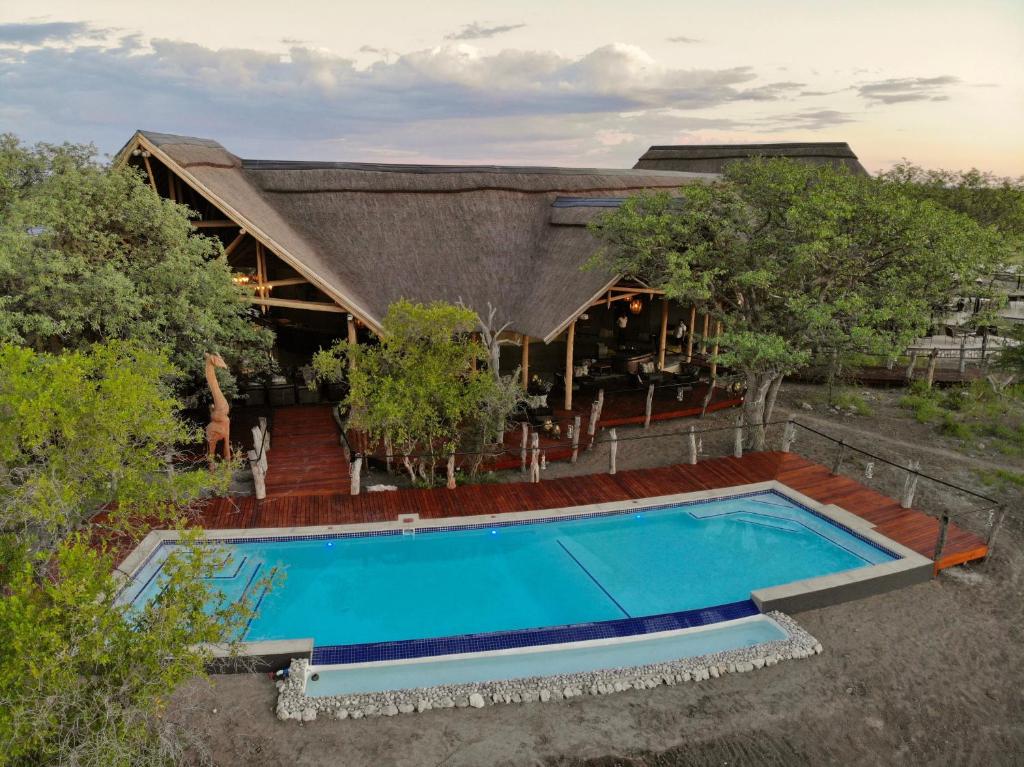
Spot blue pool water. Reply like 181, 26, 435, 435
122, 491, 894, 649
306, 616, 788, 695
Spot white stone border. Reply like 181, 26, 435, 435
274, 612, 821, 722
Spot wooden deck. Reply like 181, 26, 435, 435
177, 451, 986, 572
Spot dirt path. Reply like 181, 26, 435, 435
778, 407, 1024, 474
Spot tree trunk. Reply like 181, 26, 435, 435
742, 372, 775, 451
403, 455, 416, 482
763, 374, 784, 426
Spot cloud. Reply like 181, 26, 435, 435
857, 75, 960, 104
0, 21, 109, 45
445, 22, 526, 41
0, 29, 861, 166
666, 36, 703, 44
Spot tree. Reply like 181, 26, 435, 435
878, 163, 1024, 246
0, 342, 262, 766
313, 300, 520, 486
590, 159, 1006, 449
0, 342, 226, 565
0, 534, 259, 767
0, 135, 273, 395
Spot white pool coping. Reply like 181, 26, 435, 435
115, 479, 934, 660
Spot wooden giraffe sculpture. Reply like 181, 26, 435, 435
205, 352, 231, 464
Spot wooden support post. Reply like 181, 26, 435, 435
986, 505, 1007, 559
686, 306, 696, 363
644, 384, 655, 429
564, 320, 576, 411
831, 439, 846, 475
734, 415, 744, 458
350, 455, 362, 495
608, 428, 618, 475
781, 419, 796, 453
958, 335, 968, 374
925, 349, 938, 389
520, 423, 529, 472
247, 449, 266, 500
700, 314, 710, 355
530, 433, 540, 483
587, 389, 604, 450
709, 321, 722, 379
904, 350, 919, 380
141, 153, 158, 192
521, 335, 530, 390
657, 299, 669, 370
688, 426, 698, 465
223, 230, 247, 259
167, 171, 176, 202
258, 417, 269, 453
900, 460, 921, 509
347, 314, 357, 370
446, 453, 456, 490
571, 415, 581, 464
933, 511, 950, 564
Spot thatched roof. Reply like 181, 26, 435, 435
126, 131, 712, 342
634, 142, 868, 175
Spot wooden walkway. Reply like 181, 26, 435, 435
180, 451, 986, 572
263, 406, 349, 497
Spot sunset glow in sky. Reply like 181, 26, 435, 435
1, 0, 1022, 174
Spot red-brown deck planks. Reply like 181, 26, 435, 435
168, 451, 986, 573
263, 405, 350, 497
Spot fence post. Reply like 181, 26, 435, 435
933, 511, 950, 565
587, 389, 604, 450
733, 415, 744, 458
247, 449, 266, 500
831, 439, 846, 476
446, 453, 456, 490
985, 505, 1007, 559
900, 460, 921, 508
781, 418, 796, 453
904, 350, 919, 381
958, 335, 967, 374
688, 426, 698, 465
258, 416, 270, 453
530, 433, 540, 483
571, 415, 581, 464
520, 422, 529, 472
925, 349, 938, 389
350, 454, 362, 496
608, 428, 618, 475
644, 384, 655, 428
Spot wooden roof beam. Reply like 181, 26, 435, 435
246, 296, 346, 313
192, 219, 239, 228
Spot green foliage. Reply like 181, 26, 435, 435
314, 300, 520, 483
977, 467, 1024, 490
588, 158, 1005, 447
0, 342, 231, 569
878, 162, 1024, 252
0, 134, 273, 395
898, 380, 1024, 454
591, 160, 1003, 378
831, 389, 873, 416
0, 533, 260, 766
995, 325, 1024, 375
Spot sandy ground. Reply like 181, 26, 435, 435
171, 383, 1024, 766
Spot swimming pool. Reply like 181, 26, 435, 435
121, 486, 901, 661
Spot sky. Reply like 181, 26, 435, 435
1, 0, 1022, 174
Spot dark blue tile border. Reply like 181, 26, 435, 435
310, 599, 760, 665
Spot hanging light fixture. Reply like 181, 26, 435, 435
628, 296, 643, 315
